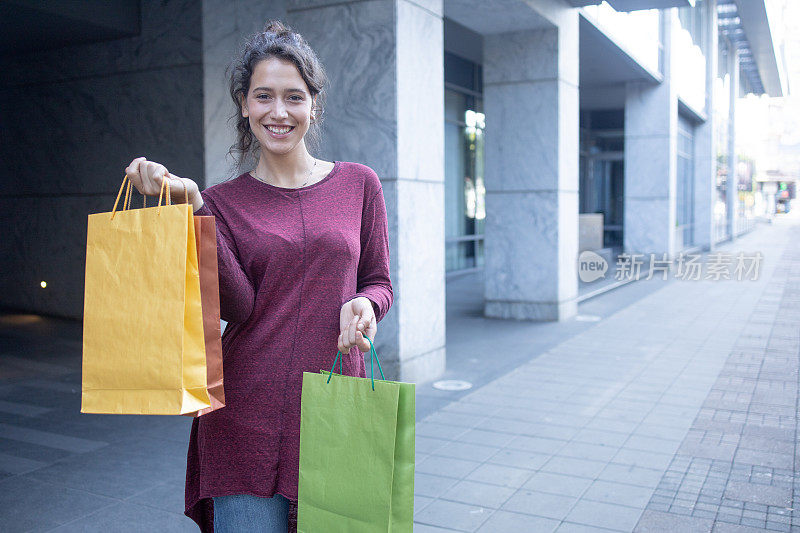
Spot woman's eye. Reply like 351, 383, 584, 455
257, 94, 271, 100
290, 95, 303, 101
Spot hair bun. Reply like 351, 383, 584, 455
263, 20, 292, 38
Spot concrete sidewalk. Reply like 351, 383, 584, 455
412, 214, 800, 532
0, 214, 796, 532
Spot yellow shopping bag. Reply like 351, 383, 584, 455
81, 175, 210, 415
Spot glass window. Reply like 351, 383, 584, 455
579, 110, 625, 248
677, 115, 695, 248
444, 52, 485, 273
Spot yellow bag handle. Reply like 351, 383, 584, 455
110, 172, 189, 220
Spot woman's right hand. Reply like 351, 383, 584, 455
124, 157, 204, 211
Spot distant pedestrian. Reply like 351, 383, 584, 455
125, 19, 393, 533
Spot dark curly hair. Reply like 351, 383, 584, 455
227, 20, 328, 169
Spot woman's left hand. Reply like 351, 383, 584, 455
338, 297, 377, 353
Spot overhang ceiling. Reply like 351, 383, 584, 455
0, 0, 140, 56
579, 12, 661, 87
444, 0, 551, 35
567, 0, 693, 10
729, 0, 787, 97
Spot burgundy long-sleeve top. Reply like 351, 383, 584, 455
184, 161, 393, 532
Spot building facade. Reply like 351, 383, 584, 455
0, 0, 786, 383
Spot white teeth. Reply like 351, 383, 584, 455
266, 126, 292, 134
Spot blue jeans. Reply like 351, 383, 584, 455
212, 494, 289, 533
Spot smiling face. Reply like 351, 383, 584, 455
241, 57, 315, 157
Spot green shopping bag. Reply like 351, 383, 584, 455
297, 337, 415, 532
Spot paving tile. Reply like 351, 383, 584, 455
542, 456, 607, 479
741, 424, 793, 442
625, 434, 683, 455
417, 455, 482, 479
501, 489, 578, 520
416, 436, 448, 455
506, 421, 579, 441
740, 517, 768, 528
432, 441, 500, 463
724, 481, 792, 507
0, 421, 107, 453
765, 523, 791, 532
505, 435, 567, 455
466, 463, 535, 489
734, 448, 794, 470
415, 495, 435, 515
585, 417, 640, 434
596, 407, 649, 424
412, 523, 461, 533
424, 411, 489, 429
611, 448, 675, 472
0, 399, 51, 417
640, 413, 694, 430
441, 480, 515, 509
598, 463, 664, 489
582, 479, 653, 509
443, 401, 502, 417
415, 499, 492, 532
565, 499, 644, 531
458, 429, 517, 448
415, 473, 460, 498
677, 440, 738, 461
475, 510, 559, 533
0, 476, 116, 532
125, 481, 185, 515
634, 509, 713, 532
47, 501, 195, 532
557, 441, 619, 463
523, 471, 594, 498
555, 522, 623, 532
417, 421, 470, 441
0, 435, 71, 464
24, 437, 187, 498
572, 428, 629, 448
487, 449, 550, 470
0, 450, 48, 475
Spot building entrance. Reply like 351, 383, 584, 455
579, 110, 625, 249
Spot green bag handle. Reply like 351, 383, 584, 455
327, 335, 386, 390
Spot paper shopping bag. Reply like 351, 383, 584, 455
297, 339, 415, 532
81, 175, 210, 415
183, 215, 225, 418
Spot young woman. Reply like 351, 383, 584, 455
125, 20, 393, 532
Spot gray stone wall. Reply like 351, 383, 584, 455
0, 0, 204, 319
288, 0, 447, 382
482, 10, 580, 321
202, 0, 288, 185
624, 10, 678, 257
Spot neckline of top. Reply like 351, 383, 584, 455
244, 160, 340, 193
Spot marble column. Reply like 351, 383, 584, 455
727, 46, 739, 238
624, 9, 678, 257
287, 0, 446, 383
482, 12, 580, 321
202, 0, 288, 186
693, 0, 717, 251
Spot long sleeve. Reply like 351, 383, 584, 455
186, 163, 395, 526
351, 188, 393, 323
194, 194, 255, 324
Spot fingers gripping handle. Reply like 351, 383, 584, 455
110, 172, 189, 219
326, 335, 386, 391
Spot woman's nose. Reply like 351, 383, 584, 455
272, 100, 288, 119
